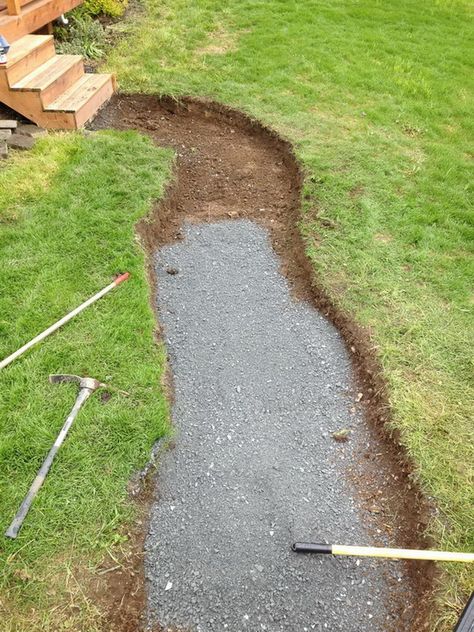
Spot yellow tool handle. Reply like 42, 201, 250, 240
292, 542, 474, 562
332, 544, 474, 563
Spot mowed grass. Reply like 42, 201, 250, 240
105, 0, 474, 626
0, 131, 173, 630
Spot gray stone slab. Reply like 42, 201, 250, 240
16, 124, 47, 138
0, 140, 8, 159
7, 134, 35, 150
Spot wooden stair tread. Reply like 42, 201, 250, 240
5, 34, 53, 68
45, 73, 111, 112
12, 54, 82, 91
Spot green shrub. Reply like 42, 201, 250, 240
55, 14, 106, 60
82, 0, 128, 18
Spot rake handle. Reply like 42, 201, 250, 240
0, 273, 130, 370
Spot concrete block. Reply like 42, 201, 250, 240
16, 124, 47, 138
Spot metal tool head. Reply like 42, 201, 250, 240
49, 374, 104, 391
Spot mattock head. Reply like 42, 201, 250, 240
49, 374, 104, 391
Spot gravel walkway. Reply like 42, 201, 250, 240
146, 220, 399, 632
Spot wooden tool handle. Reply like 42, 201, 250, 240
0, 274, 130, 370
292, 542, 474, 563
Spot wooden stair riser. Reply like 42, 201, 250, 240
6, 38, 56, 85
74, 76, 114, 128
40, 57, 84, 106
15, 57, 84, 107
0, 73, 76, 127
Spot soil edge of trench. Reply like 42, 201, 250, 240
90, 94, 438, 632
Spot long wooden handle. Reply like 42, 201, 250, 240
333, 544, 474, 563
0, 273, 130, 370
292, 542, 474, 563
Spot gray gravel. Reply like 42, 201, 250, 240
146, 220, 397, 632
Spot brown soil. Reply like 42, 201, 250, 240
89, 504, 147, 632
91, 94, 437, 632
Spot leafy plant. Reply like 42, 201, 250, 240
82, 0, 128, 18
55, 14, 106, 60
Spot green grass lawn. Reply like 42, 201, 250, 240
0, 131, 173, 630
104, 0, 474, 627
0, 1, 472, 630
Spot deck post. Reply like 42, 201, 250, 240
6, 0, 22, 16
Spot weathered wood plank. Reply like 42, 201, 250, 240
0, 0, 83, 42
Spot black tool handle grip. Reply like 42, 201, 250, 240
292, 542, 333, 554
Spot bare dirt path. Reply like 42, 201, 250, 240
93, 95, 434, 631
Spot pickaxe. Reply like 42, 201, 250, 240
5, 374, 126, 539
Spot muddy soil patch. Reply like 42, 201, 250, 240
92, 94, 436, 631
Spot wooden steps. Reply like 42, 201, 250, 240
45, 73, 114, 127
3, 33, 51, 67
0, 35, 114, 129
13, 54, 84, 105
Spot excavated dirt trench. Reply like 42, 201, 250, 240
92, 95, 436, 631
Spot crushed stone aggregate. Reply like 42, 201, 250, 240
146, 220, 400, 632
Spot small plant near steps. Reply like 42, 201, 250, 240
0, 34, 114, 129
55, 14, 107, 60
